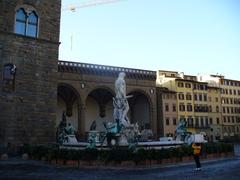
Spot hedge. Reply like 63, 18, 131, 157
21, 142, 234, 163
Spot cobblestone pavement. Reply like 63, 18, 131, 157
1, 157, 240, 180
0, 144, 240, 180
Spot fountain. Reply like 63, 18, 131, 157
58, 72, 206, 150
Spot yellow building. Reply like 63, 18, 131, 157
157, 71, 218, 139
175, 78, 195, 133
157, 71, 207, 135
157, 87, 177, 137
158, 71, 240, 141
207, 86, 222, 141
219, 78, 240, 141
198, 74, 240, 141
192, 80, 210, 136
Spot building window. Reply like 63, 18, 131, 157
203, 94, 207, 101
221, 88, 224, 94
172, 104, 176, 112
187, 104, 192, 112
228, 116, 231, 123
187, 117, 193, 127
232, 116, 235, 123
186, 94, 192, 100
194, 104, 199, 112
227, 107, 230, 113
178, 93, 184, 100
215, 97, 218, 102
223, 116, 226, 123
216, 118, 220, 124
216, 106, 219, 112
185, 83, 191, 88
15, 8, 26, 35
222, 98, 225, 104
179, 104, 185, 111
209, 118, 213, 124
208, 97, 212, 102
209, 106, 212, 112
173, 118, 177, 125
205, 118, 209, 126
3, 64, 16, 92
195, 117, 199, 127
166, 118, 170, 125
15, 7, 38, 37
165, 104, 169, 112
200, 118, 204, 126
194, 94, 198, 101
193, 84, 197, 89
223, 107, 225, 113
225, 89, 228, 94
178, 82, 184, 87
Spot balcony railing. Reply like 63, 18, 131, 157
58, 60, 156, 80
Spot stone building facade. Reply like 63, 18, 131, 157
0, 0, 61, 148
57, 61, 158, 139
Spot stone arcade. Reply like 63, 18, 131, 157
0, 0, 160, 151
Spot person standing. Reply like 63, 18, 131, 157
192, 143, 202, 171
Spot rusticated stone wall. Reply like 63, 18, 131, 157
0, 0, 61, 148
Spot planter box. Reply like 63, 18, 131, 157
66, 160, 79, 167
182, 156, 192, 162
121, 160, 135, 166
206, 154, 215, 159
56, 160, 66, 165
161, 158, 172, 164
136, 160, 151, 166
150, 160, 159, 165
227, 152, 234, 157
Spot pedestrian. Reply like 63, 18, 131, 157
192, 143, 202, 171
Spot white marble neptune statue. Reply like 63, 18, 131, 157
113, 72, 132, 127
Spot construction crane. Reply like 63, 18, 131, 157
62, 0, 125, 12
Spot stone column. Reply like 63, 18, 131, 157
78, 102, 86, 138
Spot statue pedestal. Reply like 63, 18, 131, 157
88, 131, 101, 143
118, 135, 128, 146
66, 135, 78, 144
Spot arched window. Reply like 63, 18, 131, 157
15, 8, 27, 35
14, 7, 38, 37
27, 11, 38, 37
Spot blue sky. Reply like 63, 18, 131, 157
60, 0, 240, 80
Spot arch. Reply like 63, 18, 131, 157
57, 83, 81, 133
85, 86, 115, 132
127, 89, 153, 131
85, 85, 115, 101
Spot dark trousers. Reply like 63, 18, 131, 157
193, 154, 201, 168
